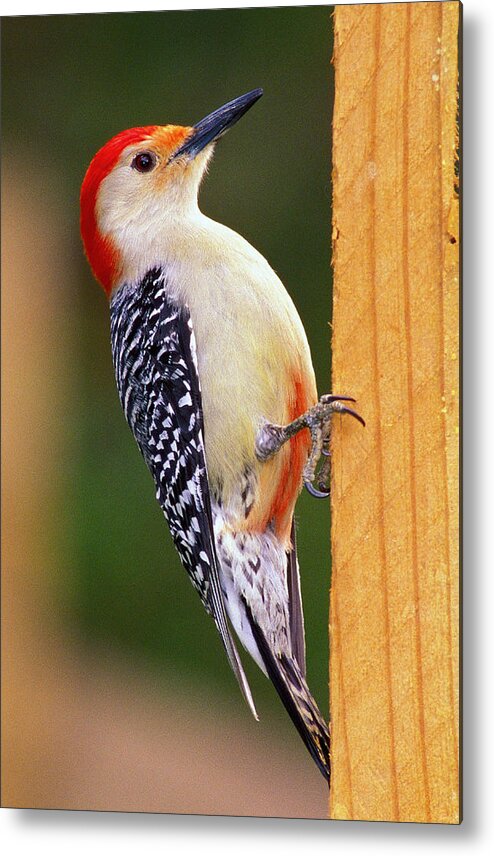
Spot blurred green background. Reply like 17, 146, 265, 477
2, 6, 333, 748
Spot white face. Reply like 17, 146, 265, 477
96, 139, 214, 287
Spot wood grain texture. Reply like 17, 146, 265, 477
329, 1, 460, 824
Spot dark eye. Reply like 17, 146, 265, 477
131, 151, 157, 173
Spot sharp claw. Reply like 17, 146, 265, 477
336, 405, 366, 427
304, 480, 330, 499
322, 394, 356, 404
320, 395, 365, 426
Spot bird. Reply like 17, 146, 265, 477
80, 89, 363, 782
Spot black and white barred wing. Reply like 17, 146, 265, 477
111, 274, 257, 718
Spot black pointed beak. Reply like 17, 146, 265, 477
170, 88, 263, 162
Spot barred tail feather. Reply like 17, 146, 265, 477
243, 600, 330, 782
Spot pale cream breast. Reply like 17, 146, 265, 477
160, 216, 317, 496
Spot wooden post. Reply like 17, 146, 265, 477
329, 1, 460, 824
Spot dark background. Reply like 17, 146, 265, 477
2, 6, 334, 814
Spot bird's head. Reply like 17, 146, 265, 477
80, 88, 263, 297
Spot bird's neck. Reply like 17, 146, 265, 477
112, 205, 256, 304
110, 203, 208, 292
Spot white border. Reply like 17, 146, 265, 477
2, 0, 493, 853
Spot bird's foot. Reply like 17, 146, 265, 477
255, 395, 365, 499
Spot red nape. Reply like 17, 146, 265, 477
80, 126, 157, 296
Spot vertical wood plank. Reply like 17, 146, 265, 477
329, 1, 460, 824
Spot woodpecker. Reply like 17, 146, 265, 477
80, 89, 363, 783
